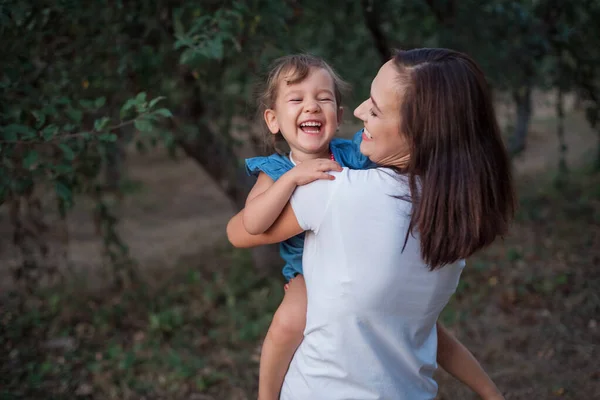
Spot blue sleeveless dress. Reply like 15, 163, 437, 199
245, 130, 375, 280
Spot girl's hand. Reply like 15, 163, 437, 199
287, 158, 342, 186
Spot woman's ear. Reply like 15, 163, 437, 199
264, 109, 280, 134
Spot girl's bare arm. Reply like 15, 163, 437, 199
436, 323, 504, 400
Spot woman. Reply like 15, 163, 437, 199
228, 48, 515, 399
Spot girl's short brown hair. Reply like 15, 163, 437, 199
256, 54, 349, 152
393, 48, 516, 269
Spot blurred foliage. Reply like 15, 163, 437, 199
1, 2, 600, 397
2, 0, 600, 287
0, 248, 284, 399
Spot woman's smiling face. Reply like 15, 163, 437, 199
353, 60, 410, 168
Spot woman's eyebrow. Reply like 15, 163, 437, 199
370, 93, 382, 113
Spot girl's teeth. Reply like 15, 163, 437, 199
364, 129, 373, 139
300, 121, 322, 134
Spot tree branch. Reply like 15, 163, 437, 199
0, 118, 141, 144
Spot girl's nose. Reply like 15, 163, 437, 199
304, 100, 320, 113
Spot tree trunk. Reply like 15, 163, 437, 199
104, 140, 126, 191
556, 85, 569, 188
175, 124, 280, 272
596, 127, 600, 171
174, 70, 280, 272
10, 192, 64, 291
361, 0, 391, 63
175, 123, 253, 209
510, 85, 533, 156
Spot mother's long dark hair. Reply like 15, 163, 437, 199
394, 48, 516, 269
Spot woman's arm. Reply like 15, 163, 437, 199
242, 160, 341, 235
436, 323, 504, 399
228, 203, 304, 248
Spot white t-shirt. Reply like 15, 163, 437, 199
282, 167, 465, 400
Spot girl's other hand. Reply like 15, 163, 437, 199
287, 158, 342, 186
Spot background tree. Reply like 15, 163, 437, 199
2, 0, 600, 288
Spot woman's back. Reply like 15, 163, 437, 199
282, 168, 465, 400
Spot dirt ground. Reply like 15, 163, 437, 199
1, 91, 598, 398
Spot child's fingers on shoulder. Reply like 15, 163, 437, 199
318, 159, 341, 170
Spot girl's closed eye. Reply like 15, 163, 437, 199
318, 97, 333, 102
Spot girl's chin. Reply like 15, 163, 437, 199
295, 146, 330, 158
298, 138, 332, 149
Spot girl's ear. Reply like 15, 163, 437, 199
264, 109, 280, 134
337, 106, 344, 125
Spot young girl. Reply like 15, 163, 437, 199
238, 54, 503, 400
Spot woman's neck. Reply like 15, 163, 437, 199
380, 153, 410, 170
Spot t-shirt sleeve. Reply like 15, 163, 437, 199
289, 171, 341, 233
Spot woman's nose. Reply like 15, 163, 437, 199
354, 100, 367, 120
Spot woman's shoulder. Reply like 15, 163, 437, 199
342, 167, 409, 191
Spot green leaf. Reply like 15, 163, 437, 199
42, 105, 58, 115
1, 127, 18, 142
173, 7, 186, 36
95, 97, 106, 109
23, 150, 39, 169
55, 181, 72, 202
42, 125, 58, 141
63, 123, 76, 132
179, 49, 193, 65
32, 111, 46, 129
153, 108, 173, 118
148, 96, 166, 109
79, 99, 95, 110
58, 143, 75, 160
120, 99, 136, 119
66, 108, 83, 123
211, 39, 224, 59
98, 133, 117, 142
53, 164, 73, 175
134, 119, 153, 133
94, 117, 111, 131
3, 124, 36, 140
135, 92, 147, 104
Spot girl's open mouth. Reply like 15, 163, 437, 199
299, 120, 323, 134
